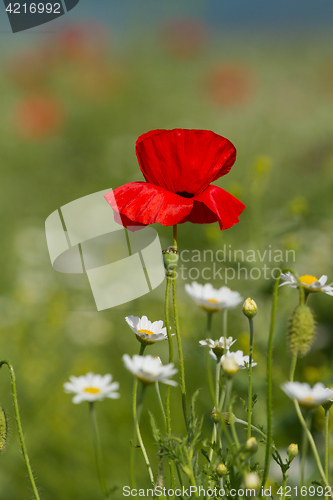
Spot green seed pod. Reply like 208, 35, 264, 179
0, 405, 8, 453
288, 304, 315, 358
162, 247, 179, 275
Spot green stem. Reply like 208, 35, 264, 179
300, 412, 311, 488
261, 267, 302, 493
155, 383, 167, 430
325, 407, 330, 481
222, 309, 228, 355
130, 344, 146, 489
208, 359, 221, 465
0, 360, 41, 500
289, 354, 297, 382
89, 402, 109, 498
205, 312, 215, 404
133, 383, 155, 487
294, 401, 332, 496
164, 274, 176, 492
172, 224, 188, 429
248, 317, 254, 441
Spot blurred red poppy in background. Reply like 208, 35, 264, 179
105, 129, 245, 230
206, 63, 255, 107
15, 95, 64, 140
161, 18, 207, 59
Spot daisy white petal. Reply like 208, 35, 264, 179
122, 354, 177, 386
64, 372, 120, 404
281, 381, 333, 409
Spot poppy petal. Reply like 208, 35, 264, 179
182, 185, 245, 229
136, 129, 236, 197
104, 182, 194, 227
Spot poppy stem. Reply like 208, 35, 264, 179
260, 268, 303, 494
164, 274, 176, 492
130, 344, 146, 489
172, 224, 188, 430
0, 360, 41, 500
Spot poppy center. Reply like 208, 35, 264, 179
84, 387, 101, 394
138, 328, 154, 336
176, 191, 194, 198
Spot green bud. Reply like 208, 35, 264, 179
288, 304, 316, 358
0, 405, 8, 453
162, 247, 179, 275
242, 298, 258, 319
211, 407, 221, 424
245, 437, 258, 454
287, 443, 298, 461
216, 463, 227, 477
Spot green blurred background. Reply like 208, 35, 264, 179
1, 1, 333, 498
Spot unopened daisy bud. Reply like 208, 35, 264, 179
287, 443, 298, 461
222, 356, 239, 377
244, 472, 261, 490
0, 405, 8, 453
288, 304, 315, 358
162, 247, 179, 275
211, 407, 220, 424
242, 298, 258, 319
216, 463, 227, 477
245, 437, 258, 454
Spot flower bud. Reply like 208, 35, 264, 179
288, 304, 316, 358
216, 463, 227, 477
245, 437, 258, 454
0, 405, 8, 453
211, 407, 220, 424
222, 356, 239, 377
242, 298, 258, 319
162, 247, 179, 275
287, 443, 298, 461
244, 472, 261, 490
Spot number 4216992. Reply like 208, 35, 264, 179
5, 3, 61, 14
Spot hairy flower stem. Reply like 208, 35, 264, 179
324, 407, 330, 480
89, 402, 110, 498
205, 312, 215, 404
222, 309, 228, 356
294, 401, 332, 497
133, 383, 155, 487
155, 383, 167, 430
130, 344, 146, 489
208, 357, 221, 465
164, 274, 176, 492
260, 268, 303, 493
289, 354, 298, 382
247, 317, 254, 441
172, 224, 188, 430
300, 411, 311, 488
0, 360, 41, 500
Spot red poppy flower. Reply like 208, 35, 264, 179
104, 129, 245, 230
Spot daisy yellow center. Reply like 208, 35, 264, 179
300, 275, 319, 287
138, 329, 154, 336
303, 395, 315, 403
208, 299, 219, 303
84, 387, 101, 394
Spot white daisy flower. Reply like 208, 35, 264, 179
280, 272, 333, 296
125, 315, 170, 345
185, 282, 243, 313
64, 372, 120, 404
122, 354, 177, 386
199, 336, 237, 358
211, 349, 257, 369
281, 382, 333, 409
